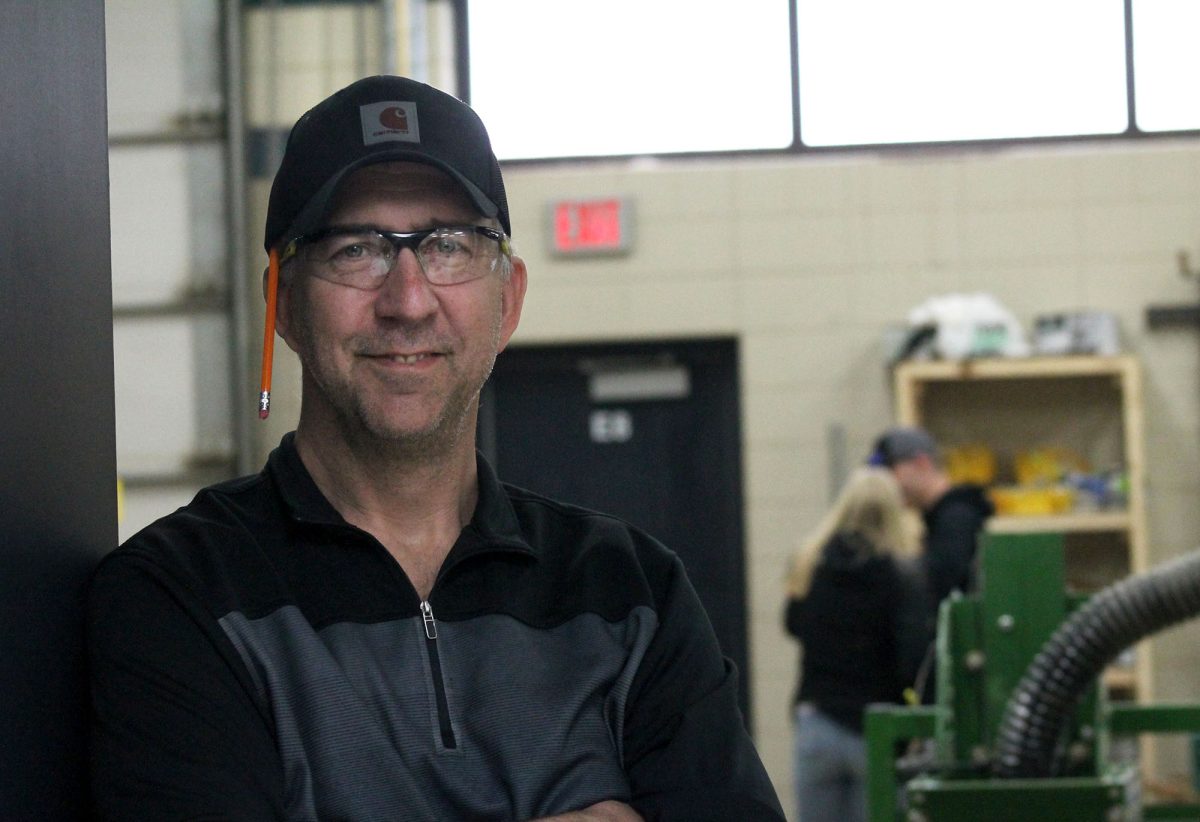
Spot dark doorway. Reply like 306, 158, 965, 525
479, 338, 751, 724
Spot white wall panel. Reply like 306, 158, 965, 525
109, 143, 226, 305
107, 0, 234, 539
104, 0, 221, 136
112, 315, 232, 476
119, 485, 200, 544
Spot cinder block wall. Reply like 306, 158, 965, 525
499, 145, 1200, 814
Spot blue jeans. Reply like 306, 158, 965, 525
793, 703, 866, 822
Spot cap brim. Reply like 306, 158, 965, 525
278, 150, 502, 248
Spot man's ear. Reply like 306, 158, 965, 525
497, 255, 527, 352
268, 270, 302, 354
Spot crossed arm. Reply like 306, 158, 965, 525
534, 800, 643, 821
88, 547, 781, 820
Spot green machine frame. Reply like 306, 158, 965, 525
865, 532, 1200, 822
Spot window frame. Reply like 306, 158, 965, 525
452, 0, 1199, 165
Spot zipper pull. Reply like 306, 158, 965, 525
420, 600, 438, 640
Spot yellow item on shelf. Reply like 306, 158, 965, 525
945, 443, 996, 485
988, 484, 1076, 516
1014, 446, 1089, 486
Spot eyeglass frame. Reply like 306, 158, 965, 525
278, 223, 512, 289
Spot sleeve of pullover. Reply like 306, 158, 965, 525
621, 555, 785, 822
925, 499, 986, 603
86, 554, 286, 821
892, 558, 934, 690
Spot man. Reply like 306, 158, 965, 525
87, 75, 783, 821
868, 426, 994, 607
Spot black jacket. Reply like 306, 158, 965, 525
87, 434, 784, 821
784, 532, 928, 733
923, 483, 995, 606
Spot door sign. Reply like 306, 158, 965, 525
589, 409, 633, 443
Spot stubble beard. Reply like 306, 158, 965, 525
294, 299, 504, 465
345, 355, 487, 463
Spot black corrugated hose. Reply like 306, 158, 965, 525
993, 547, 1200, 778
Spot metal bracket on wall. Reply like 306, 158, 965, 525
1179, 249, 1200, 281
1144, 249, 1200, 331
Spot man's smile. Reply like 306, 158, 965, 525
377, 352, 434, 365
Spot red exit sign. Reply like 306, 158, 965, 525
548, 198, 633, 256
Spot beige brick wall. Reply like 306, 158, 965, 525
232, 8, 1200, 812
501, 143, 1200, 814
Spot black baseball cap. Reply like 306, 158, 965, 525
868, 426, 940, 467
263, 75, 510, 252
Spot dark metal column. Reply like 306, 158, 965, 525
0, 2, 116, 817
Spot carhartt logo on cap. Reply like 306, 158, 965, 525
360, 101, 420, 145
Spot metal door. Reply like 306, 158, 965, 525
479, 338, 752, 723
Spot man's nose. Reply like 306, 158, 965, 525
373, 248, 438, 318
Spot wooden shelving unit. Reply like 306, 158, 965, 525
892, 355, 1150, 703
988, 510, 1133, 534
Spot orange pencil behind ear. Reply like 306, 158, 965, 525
259, 248, 280, 419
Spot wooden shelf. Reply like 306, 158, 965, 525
893, 353, 1150, 716
893, 354, 1136, 383
1104, 667, 1139, 692
988, 511, 1132, 534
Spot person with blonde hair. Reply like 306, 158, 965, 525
784, 467, 928, 822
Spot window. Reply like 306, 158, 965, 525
797, 0, 1128, 146
465, 0, 794, 160
462, 0, 1199, 160
1132, 0, 1200, 132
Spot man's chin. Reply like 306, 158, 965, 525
354, 406, 469, 459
